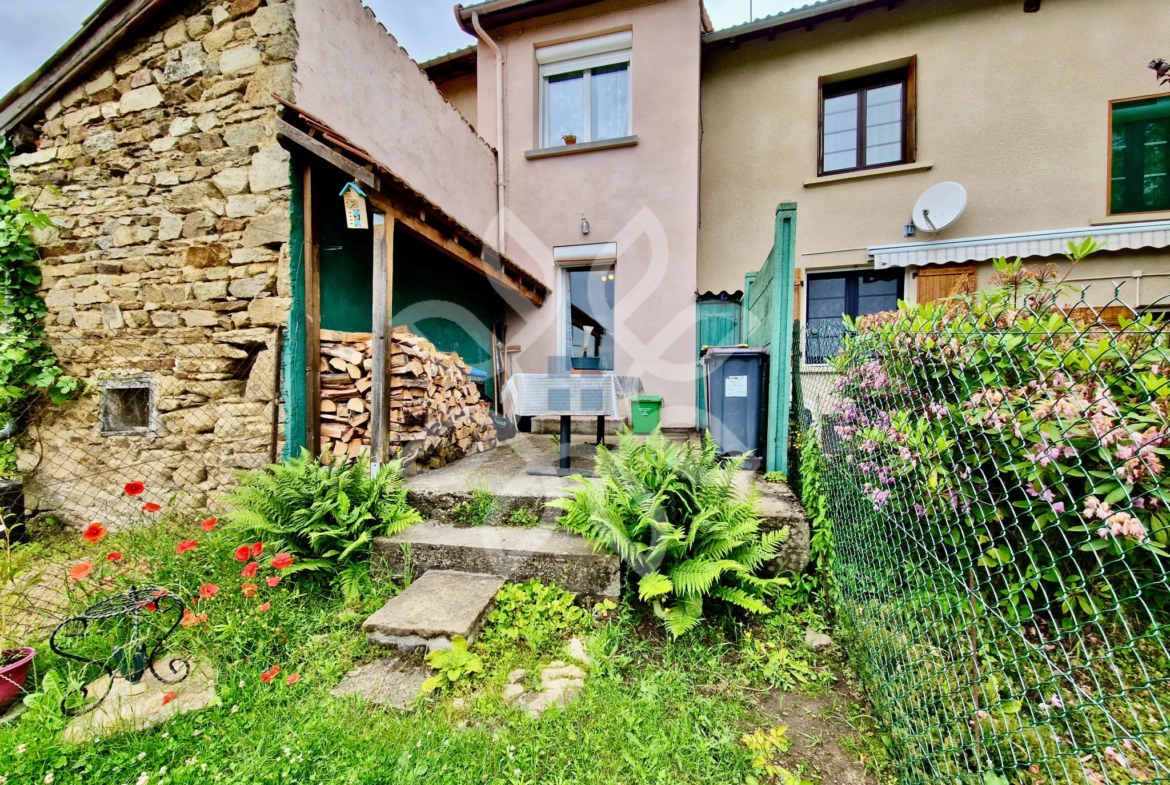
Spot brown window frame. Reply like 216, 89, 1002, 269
818, 58, 917, 176
1107, 92, 1170, 217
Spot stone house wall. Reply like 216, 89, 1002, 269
6, 0, 299, 525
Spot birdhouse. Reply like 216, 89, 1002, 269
339, 182, 368, 230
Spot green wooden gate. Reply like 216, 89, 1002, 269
741, 203, 797, 475
695, 296, 742, 429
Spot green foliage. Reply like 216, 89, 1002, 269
421, 636, 484, 693
794, 427, 834, 606
478, 579, 589, 653
504, 507, 541, 527
550, 430, 788, 637
449, 488, 499, 525
762, 472, 787, 484
742, 726, 813, 785
0, 135, 80, 473
222, 450, 421, 585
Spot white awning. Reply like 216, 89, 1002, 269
869, 220, 1170, 269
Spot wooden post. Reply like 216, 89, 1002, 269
303, 166, 321, 456
369, 212, 395, 465
766, 203, 798, 476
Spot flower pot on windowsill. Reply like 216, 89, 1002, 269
562, 135, 578, 146
0, 648, 35, 715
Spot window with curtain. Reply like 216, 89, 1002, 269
541, 52, 630, 148
1111, 94, 1170, 215
805, 269, 903, 363
820, 66, 912, 174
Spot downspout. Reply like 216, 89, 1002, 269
472, 11, 507, 258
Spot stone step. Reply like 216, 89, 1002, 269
362, 570, 504, 652
405, 487, 564, 525
736, 473, 810, 573
372, 523, 620, 600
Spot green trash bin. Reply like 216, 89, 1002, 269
630, 395, 663, 435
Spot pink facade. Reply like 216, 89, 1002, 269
473, 0, 704, 428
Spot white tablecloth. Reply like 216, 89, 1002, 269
502, 374, 644, 418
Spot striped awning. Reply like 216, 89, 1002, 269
870, 220, 1170, 269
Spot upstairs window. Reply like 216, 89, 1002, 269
1110, 94, 1170, 215
538, 31, 632, 148
820, 62, 914, 175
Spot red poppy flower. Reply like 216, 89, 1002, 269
240, 562, 258, 579
234, 545, 251, 562
260, 664, 281, 684
271, 554, 294, 570
200, 517, 217, 532
180, 609, 207, 627
69, 562, 94, 581
82, 522, 108, 543
286, 674, 300, 686
124, 481, 145, 496
258, 602, 271, 613
199, 583, 219, 600
265, 576, 281, 588
176, 540, 198, 554
145, 602, 157, 612
106, 552, 123, 561
161, 691, 177, 706
250, 542, 263, 558
241, 583, 257, 598
142, 502, 163, 513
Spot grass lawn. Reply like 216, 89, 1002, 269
0, 513, 892, 785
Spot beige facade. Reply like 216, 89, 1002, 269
699, 0, 1170, 310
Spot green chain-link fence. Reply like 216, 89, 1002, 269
796, 282, 1170, 785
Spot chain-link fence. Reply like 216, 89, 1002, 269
796, 288, 1170, 784
1, 327, 284, 537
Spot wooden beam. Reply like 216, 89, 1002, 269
303, 165, 322, 457
277, 120, 381, 192
369, 213, 394, 465
367, 190, 544, 307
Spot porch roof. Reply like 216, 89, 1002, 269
276, 97, 548, 307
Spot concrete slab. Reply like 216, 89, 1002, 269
736, 474, 810, 573
372, 523, 621, 600
362, 570, 504, 651
62, 660, 217, 744
330, 657, 428, 710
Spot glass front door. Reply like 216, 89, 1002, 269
565, 264, 616, 371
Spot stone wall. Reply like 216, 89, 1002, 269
6, 0, 298, 526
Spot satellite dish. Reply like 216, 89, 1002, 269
913, 182, 967, 233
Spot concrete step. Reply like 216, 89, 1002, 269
736, 474, 810, 573
362, 570, 504, 652
406, 487, 564, 525
372, 523, 620, 600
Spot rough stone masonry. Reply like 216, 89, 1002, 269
6, 0, 298, 525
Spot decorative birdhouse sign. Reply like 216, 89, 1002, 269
339, 182, 369, 230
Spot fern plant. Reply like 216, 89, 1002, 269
222, 450, 422, 596
549, 431, 788, 637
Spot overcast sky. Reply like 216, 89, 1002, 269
0, 0, 806, 98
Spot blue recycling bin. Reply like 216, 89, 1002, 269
702, 347, 766, 468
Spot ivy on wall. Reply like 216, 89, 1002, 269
0, 135, 79, 458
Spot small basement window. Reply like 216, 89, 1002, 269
100, 377, 156, 436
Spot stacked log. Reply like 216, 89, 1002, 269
318, 328, 497, 471
318, 329, 374, 462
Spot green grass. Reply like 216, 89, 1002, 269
2, 512, 849, 785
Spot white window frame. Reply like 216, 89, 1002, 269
540, 49, 633, 149
555, 246, 618, 370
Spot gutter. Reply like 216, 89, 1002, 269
702, 0, 906, 47
454, 0, 604, 34
471, 11, 508, 257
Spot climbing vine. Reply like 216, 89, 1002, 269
0, 134, 79, 471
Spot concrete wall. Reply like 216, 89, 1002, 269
477, 0, 704, 428
293, 0, 500, 245
434, 72, 479, 131
699, 0, 1170, 306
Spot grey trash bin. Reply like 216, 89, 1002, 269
702, 347, 766, 469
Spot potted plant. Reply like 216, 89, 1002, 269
0, 525, 44, 714
562, 133, 578, 145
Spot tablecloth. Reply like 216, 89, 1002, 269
502, 373, 644, 418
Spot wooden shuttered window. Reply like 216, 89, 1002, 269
916, 264, 976, 304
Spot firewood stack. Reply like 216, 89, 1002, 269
318, 328, 497, 471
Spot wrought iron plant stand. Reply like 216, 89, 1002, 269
50, 587, 190, 715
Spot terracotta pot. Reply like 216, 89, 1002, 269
0, 648, 35, 715
562, 136, 577, 145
